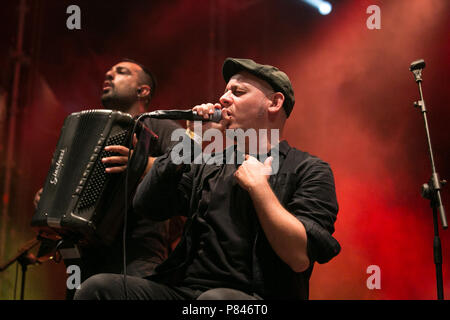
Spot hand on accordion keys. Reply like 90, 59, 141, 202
101, 133, 138, 174
33, 134, 147, 209
101, 133, 156, 178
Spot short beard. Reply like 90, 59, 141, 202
101, 92, 135, 112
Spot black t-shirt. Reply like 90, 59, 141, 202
77, 118, 182, 279
144, 118, 182, 158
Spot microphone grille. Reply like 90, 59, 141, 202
409, 59, 425, 71
210, 109, 222, 123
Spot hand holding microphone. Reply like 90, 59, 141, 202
142, 105, 223, 123
138, 103, 230, 143
189, 103, 229, 133
140, 103, 229, 132
192, 103, 222, 120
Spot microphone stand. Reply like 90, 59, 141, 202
409, 59, 447, 300
0, 237, 41, 300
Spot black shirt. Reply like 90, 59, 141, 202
181, 161, 257, 292
125, 118, 184, 269
134, 140, 340, 299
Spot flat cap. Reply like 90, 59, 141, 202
222, 58, 295, 117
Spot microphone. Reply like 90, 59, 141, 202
409, 59, 426, 83
142, 109, 222, 122
409, 59, 426, 71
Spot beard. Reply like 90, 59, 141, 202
101, 90, 136, 112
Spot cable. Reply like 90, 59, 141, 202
122, 116, 144, 300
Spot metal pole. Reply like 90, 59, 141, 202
410, 59, 447, 300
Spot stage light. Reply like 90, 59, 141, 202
318, 2, 332, 15
302, 0, 332, 15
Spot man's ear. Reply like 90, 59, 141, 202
137, 85, 151, 99
268, 92, 285, 114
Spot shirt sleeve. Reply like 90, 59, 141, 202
286, 157, 340, 264
132, 147, 193, 221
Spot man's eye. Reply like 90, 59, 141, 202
117, 67, 129, 74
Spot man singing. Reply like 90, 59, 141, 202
74, 58, 340, 300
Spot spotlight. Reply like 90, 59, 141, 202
318, 2, 332, 15
302, 0, 332, 15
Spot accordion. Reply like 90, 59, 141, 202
31, 109, 151, 246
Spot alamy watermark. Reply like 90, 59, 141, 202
366, 265, 381, 290
170, 122, 280, 175
366, 5, 381, 30
66, 5, 81, 30
66, 265, 81, 290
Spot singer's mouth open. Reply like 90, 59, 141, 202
222, 117, 233, 130
103, 81, 112, 92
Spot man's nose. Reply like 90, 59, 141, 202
219, 91, 232, 107
105, 69, 114, 80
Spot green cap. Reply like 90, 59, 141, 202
222, 58, 295, 117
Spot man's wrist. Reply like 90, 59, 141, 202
247, 177, 271, 196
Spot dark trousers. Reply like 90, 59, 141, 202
65, 259, 160, 300
74, 273, 261, 300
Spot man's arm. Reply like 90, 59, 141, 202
133, 150, 192, 221
234, 155, 309, 272
235, 154, 339, 273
